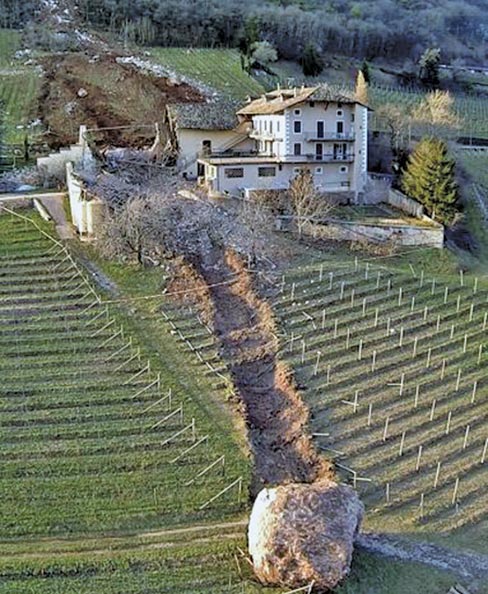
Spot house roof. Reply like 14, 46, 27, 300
167, 99, 241, 130
237, 85, 369, 116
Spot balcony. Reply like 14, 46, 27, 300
249, 128, 277, 141
287, 153, 355, 163
304, 131, 355, 142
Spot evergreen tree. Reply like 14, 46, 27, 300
300, 43, 323, 77
355, 70, 368, 105
360, 59, 371, 83
401, 137, 458, 224
418, 47, 441, 88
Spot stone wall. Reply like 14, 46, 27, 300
317, 218, 444, 248
387, 188, 424, 218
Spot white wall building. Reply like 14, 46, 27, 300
196, 86, 370, 200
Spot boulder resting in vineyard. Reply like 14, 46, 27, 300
248, 480, 363, 591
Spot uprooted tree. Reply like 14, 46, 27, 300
289, 169, 334, 237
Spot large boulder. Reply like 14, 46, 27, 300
248, 480, 363, 591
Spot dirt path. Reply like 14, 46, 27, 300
196, 250, 330, 493
357, 532, 488, 583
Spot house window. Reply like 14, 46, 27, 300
224, 167, 244, 178
202, 140, 212, 154
294, 109, 302, 116
270, 121, 273, 133
351, 113, 355, 122
316, 121, 324, 139
258, 166, 276, 177
337, 121, 344, 135
277, 120, 280, 133
337, 110, 343, 117
293, 143, 302, 156
309, 101, 315, 107
340, 165, 348, 173
315, 167, 323, 175
294, 121, 302, 134
315, 143, 323, 161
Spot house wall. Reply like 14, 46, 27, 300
67, 162, 103, 238
209, 161, 354, 196
177, 129, 254, 178
247, 101, 367, 194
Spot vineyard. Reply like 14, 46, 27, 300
0, 29, 41, 144
272, 258, 488, 544
149, 48, 265, 99
0, 210, 266, 593
369, 85, 488, 141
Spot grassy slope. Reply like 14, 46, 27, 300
0, 29, 41, 144
148, 47, 265, 99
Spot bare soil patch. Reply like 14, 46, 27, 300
169, 249, 333, 494
38, 53, 204, 149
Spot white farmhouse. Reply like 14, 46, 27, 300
165, 99, 254, 179
196, 86, 369, 200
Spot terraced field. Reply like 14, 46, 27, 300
0, 210, 264, 593
272, 259, 488, 542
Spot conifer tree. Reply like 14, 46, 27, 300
401, 137, 458, 224
355, 70, 368, 105
300, 43, 323, 77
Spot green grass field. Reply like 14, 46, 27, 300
0, 29, 41, 144
149, 48, 265, 99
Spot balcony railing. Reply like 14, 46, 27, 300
304, 131, 355, 141
249, 128, 277, 141
198, 149, 276, 159
289, 153, 355, 163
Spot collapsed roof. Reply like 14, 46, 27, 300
167, 98, 242, 130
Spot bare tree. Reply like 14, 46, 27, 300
288, 170, 334, 237
411, 90, 462, 139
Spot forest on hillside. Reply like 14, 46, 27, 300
1, 0, 487, 64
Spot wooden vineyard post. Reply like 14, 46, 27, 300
473, 277, 478, 294
371, 350, 377, 373
455, 368, 462, 392
419, 493, 425, 519
398, 287, 403, 306
362, 297, 367, 317
410, 296, 415, 312
399, 326, 404, 348
483, 312, 487, 331
436, 315, 441, 332
429, 399, 436, 421
414, 385, 420, 408
367, 403, 373, 427
463, 333, 468, 354
365, 262, 369, 280
319, 264, 323, 281
459, 269, 464, 287
329, 271, 333, 290
426, 348, 432, 368
301, 339, 306, 364
478, 344, 483, 365
441, 359, 446, 380
415, 445, 423, 472
346, 328, 351, 350
444, 287, 449, 304
434, 461, 441, 489
322, 309, 326, 330
446, 411, 452, 435
326, 365, 331, 386
290, 283, 296, 300
376, 271, 381, 289
385, 482, 390, 504
334, 318, 338, 339
450, 324, 455, 340
358, 339, 363, 361
451, 477, 460, 506
463, 425, 470, 450
382, 416, 390, 442
471, 381, 478, 403
399, 431, 405, 457
314, 351, 321, 376
350, 289, 355, 307
412, 337, 418, 358
469, 303, 474, 322
340, 282, 345, 300
481, 438, 488, 464
431, 278, 436, 295
374, 307, 379, 328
